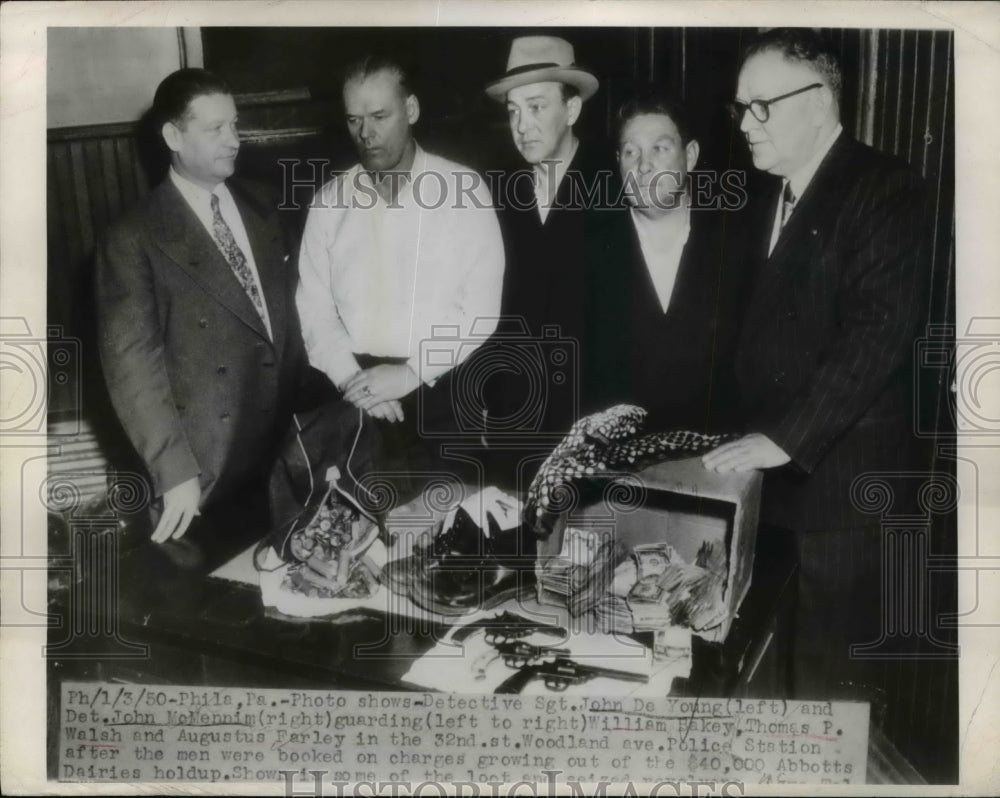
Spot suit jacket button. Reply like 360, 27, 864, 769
199, 318, 209, 328
220, 411, 230, 420
217, 365, 227, 375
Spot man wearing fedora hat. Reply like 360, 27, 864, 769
481, 35, 611, 442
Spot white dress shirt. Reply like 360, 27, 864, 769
631, 204, 691, 313
768, 123, 843, 256
533, 139, 579, 224
169, 167, 273, 339
297, 145, 505, 388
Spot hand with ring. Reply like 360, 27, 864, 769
343, 364, 420, 410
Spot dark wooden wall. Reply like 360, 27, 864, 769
47, 28, 957, 782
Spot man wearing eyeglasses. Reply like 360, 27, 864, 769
703, 29, 931, 706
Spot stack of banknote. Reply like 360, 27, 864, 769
625, 541, 729, 632
567, 537, 629, 617
536, 526, 600, 605
624, 543, 678, 631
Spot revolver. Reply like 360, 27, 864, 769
495, 657, 648, 694
472, 640, 571, 681
452, 611, 567, 645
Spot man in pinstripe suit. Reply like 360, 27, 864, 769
703, 29, 930, 705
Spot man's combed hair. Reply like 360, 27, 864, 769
743, 28, 843, 103
343, 53, 414, 97
616, 86, 695, 145
152, 68, 232, 130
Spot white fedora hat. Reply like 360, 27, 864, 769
485, 36, 599, 102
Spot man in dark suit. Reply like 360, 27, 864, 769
586, 88, 747, 433
96, 68, 306, 545
703, 30, 930, 703
481, 36, 610, 442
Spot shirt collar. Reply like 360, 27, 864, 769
629, 194, 692, 242
533, 137, 579, 200
169, 166, 229, 209
356, 142, 426, 191
786, 123, 843, 202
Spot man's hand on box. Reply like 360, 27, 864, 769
343, 364, 419, 408
701, 433, 790, 473
367, 400, 405, 423
151, 477, 201, 543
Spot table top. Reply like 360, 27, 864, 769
51, 498, 798, 693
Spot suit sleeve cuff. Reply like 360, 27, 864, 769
153, 454, 202, 499
758, 416, 823, 475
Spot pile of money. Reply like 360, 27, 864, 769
656, 558, 728, 630
568, 537, 629, 617
539, 530, 730, 633
652, 626, 692, 662
536, 526, 599, 601
594, 594, 632, 634
626, 542, 674, 631
594, 553, 637, 633
623, 541, 729, 632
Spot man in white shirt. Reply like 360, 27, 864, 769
297, 55, 504, 433
96, 69, 307, 546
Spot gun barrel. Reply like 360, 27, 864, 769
548, 657, 649, 683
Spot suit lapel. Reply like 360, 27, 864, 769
624, 217, 659, 313
152, 180, 273, 345
231, 181, 287, 357
746, 136, 857, 325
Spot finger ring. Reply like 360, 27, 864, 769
363, 385, 372, 397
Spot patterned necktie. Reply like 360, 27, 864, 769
210, 193, 267, 325
781, 182, 797, 228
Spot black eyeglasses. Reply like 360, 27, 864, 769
727, 83, 823, 124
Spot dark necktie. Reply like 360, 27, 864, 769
210, 193, 267, 326
781, 182, 797, 228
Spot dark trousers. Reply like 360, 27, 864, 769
791, 525, 889, 717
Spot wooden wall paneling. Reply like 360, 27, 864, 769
47, 145, 73, 333
112, 137, 134, 208
67, 140, 95, 259
50, 143, 83, 285
82, 139, 109, 238
99, 137, 123, 225
910, 31, 933, 174
898, 30, 917, 163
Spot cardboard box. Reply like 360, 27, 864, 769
536, 456, 762, 643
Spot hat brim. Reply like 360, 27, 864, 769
485, 66, 599, 102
